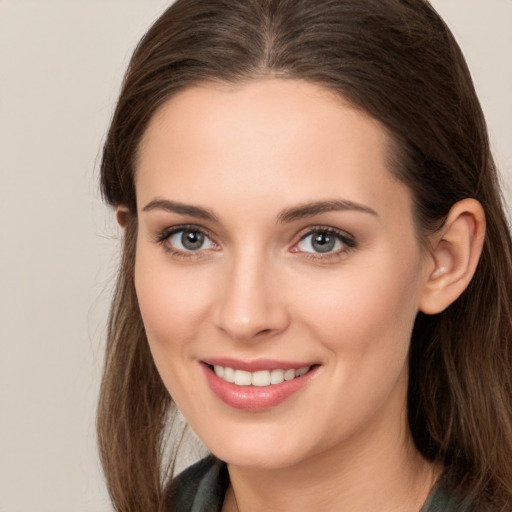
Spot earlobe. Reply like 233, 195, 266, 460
115, 206, 131, 228
419, 198, 486, 315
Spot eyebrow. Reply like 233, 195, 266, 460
277, 199, 378, 223
142, 199, 219, 222
141, 198, 377, 223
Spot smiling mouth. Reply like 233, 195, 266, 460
202, 362, 320, 410
211, 365, 311, 387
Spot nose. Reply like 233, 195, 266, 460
213, 250, 290, 342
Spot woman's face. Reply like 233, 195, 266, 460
134, 79, 431, 470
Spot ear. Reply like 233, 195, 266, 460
419, 198, 486, 315
115, 205, 131, 228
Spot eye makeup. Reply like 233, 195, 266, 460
153, 222, 357, 263
153, 224, 220, 260
291, 225, 356, 262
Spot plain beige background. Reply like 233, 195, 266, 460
0, 1, 510, 511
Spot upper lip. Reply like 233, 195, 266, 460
201, 357, 318, 372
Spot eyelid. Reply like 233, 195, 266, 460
154, 224, 219, 257
153, 223, 356, 260
290, 225, 357, 258
294, 225, 355, 244
154, 223, 207, 242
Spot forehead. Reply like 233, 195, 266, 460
137, 79, 388, 167
135, 79, 411, 226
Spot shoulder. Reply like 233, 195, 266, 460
163, 455, 229, 512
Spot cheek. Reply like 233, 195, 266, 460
133, 245, 215, 411
134, 244, 210, 354
294, 248, 423, 364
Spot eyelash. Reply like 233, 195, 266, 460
154, 224, 219, 260
153, 224, 356, 261
292, 226, 356, 262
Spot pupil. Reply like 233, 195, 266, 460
182, 230, 204, 250
312, 233, 335, 253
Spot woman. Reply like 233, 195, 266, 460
97, 0, 512, 510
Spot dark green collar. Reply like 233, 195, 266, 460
167, 456, 468, 512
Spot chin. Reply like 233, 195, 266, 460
216, 448, 304, 471
200, 426, 315, 470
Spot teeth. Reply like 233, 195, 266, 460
234, 369, 252, 386
270, 369, 284, 384
213, 365, 311, 386
252, 370, 270, 387
284, 369, 295, 381
295, 367, 308, 377
224, 367, 235, 383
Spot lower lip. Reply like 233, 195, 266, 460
201, 363, 318, 411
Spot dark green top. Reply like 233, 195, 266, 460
165, 455, 468, 512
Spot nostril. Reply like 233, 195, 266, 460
256, 328, 273, 336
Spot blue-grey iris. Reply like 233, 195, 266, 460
312, 232, 335, 253
182, 230, 204, 250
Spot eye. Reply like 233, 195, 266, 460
170, 229, 210, 251
293, 228, 355, 256
157, 226, 218, 254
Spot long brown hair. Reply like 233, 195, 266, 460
97, 0, 512, 510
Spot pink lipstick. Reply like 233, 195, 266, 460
200, 359, 319, 411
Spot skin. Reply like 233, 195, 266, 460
133, 79, 443, 511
